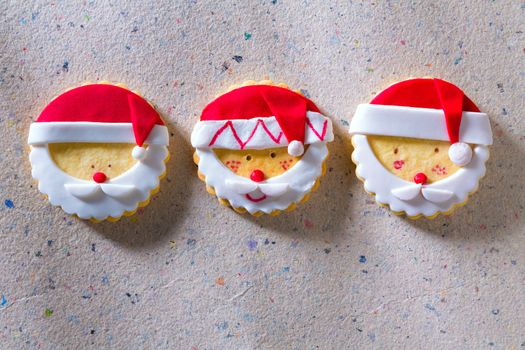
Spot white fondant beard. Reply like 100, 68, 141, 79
352, 135, 489, 217
30, 144, 168, 220
196, 143, 328, 214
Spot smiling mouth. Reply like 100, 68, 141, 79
245, 193, 267, 202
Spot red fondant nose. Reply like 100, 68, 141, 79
414, 172, 428, 184
250, 169, 265, 182
93, 172, 107, 183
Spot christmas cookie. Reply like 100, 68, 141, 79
191, 81, 334, 215
28, 83, 170, 221
349, 78, 493, 218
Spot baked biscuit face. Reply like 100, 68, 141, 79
191, 81, 333, 215
48, 143, 137, 181
28, 83, 169, 221
350, 78, 493, 218
367, 136, 462, 184
213, 146, 304, 179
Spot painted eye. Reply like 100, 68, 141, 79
270, 152, 276, 158
91, 165, 95, 169
434, 148, 439, 153
394, 148, 398, 154
108, 164, 112, 168
246, 155, 252, 161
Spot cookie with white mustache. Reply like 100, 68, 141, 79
191, 80, 334, 216
349, 78, 493, 219
28, 82, 169, 221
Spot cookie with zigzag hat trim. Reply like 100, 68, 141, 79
191, 80, 334, 216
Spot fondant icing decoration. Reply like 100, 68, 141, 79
28, 83, 169, 221
349, 78, 493, 218
191, 81, 334, 215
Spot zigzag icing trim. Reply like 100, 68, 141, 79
191, 111, 333, 150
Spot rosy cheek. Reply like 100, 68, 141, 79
225, 160, 241, 173
393, 160, 405, 170
432, 164, 447, 176
280, 158, 294, 170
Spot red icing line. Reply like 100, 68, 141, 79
245, 193, 267, 202
208, 119, 283, 149
201, 85, 320, 144
305, 117, 328, 141
260, 118, 284, 144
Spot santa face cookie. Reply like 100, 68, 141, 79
28, 83, 169, 221
191, 82, 334, 215
349, 78, 493, 218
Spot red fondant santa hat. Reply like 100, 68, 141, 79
28, 84, 169, 160
349, 78, 493, 166
191, 85, 334, 156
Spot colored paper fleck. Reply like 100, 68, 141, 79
215, 276, 225, 286
44, 308, 53, 317
247, 239, 258, 251
425, 304, 435, 311
244, 32, 252, 40
4, 199, 14, 208
359, 255, 367, 263
125, 292, 139, 304
304, 219, 314, 229
0, 294, 6, 306
216, 321, 228, 331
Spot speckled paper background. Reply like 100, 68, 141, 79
1, 1, 524, 349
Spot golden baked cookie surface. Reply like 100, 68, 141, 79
213, 146, 304, 179
368, 136, 463, 183
49, 143, 137, 180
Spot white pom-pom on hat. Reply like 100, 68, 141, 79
132, 145, 147, 160
448, 142, 472, 166
287, 140, 304, 156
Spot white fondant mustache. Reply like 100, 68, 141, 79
224, 180, 289, 197
391, 184, 454, 203
64, 183, 137, 200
